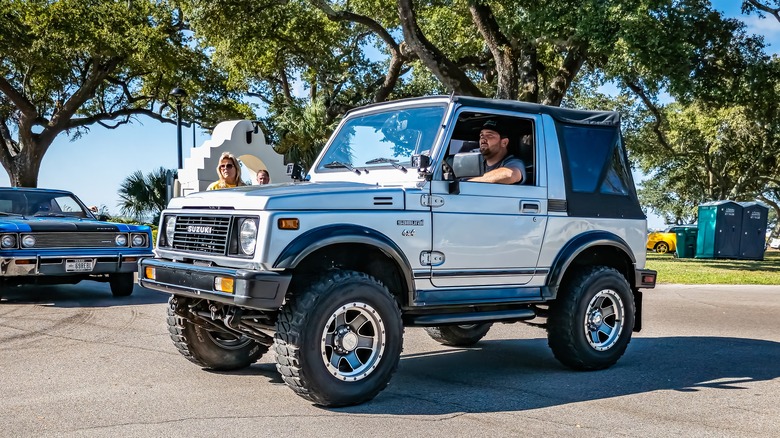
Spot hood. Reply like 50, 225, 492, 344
0, 216, 132, 233
168, 181, 417, 211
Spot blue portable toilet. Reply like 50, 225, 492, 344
696, 201, 742, 259
738, 201, 769, 260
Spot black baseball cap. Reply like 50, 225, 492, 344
481, 119, 508, 138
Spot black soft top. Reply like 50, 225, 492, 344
452, 96, 621, 127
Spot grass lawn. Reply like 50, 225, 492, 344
646, 250, 780, 285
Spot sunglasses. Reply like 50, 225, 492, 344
219, 164, 235, 169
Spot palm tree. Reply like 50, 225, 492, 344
118, 167, 172, 223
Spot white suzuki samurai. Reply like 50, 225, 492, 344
139, 95, 657, 407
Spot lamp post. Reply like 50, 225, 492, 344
169, 87, 188, 169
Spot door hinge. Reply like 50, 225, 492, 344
420, 251, 445, 266
421, 195, 445, 208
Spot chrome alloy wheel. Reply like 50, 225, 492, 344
321, 302, 386, 381
584, 289, 625, 351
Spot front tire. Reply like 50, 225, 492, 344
109, 273, 135, 297
274, 270, 403, 407
424, 323, 493, 346
166, 297, 267, 370
547, 266, 635, 370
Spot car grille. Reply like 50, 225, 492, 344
30, 232, 124, 248
171, 215, 231, 255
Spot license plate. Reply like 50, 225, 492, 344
66, 259, 94, 272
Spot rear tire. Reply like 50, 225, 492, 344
547, 266, 635, 370
109, 273, 135, 297
274, 270, 403, 407
424, 323, 493, 346
654, 242, 669, 254
166, 296, 267, 371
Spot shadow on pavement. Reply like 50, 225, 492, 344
331, 335, 780, 415
0, 281, 169, 307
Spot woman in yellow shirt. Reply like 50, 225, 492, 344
207, 152, 247, 190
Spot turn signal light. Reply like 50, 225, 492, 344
278, 218, 300, 230
214, 277, 235, 294
145, 267, 156, 280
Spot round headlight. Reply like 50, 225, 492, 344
165, 216, 176, 246
115, 234, 128, 246
21, 235, 36, 248
239, 219, 258, 255
1, 234, 16, 248
131, 234, 146, 247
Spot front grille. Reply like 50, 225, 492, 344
171, 215, 231, 255
28, 232, 122, 248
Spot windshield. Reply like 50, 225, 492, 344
316, 105, 446, 173
0, 190, 91, 218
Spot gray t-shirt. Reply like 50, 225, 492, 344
485, 154, 527, 184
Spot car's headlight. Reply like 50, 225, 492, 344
1, 234, 16, 249
131, 233, 146, 247
165, 216, 176, 246
115, 234, 128, 246
239, 219, 258, 255
21, 235, 36, 248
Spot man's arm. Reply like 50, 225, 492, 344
469, 166, 523, 184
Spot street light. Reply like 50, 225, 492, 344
169, 87, 188, 169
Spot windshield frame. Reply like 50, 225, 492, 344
0, 189, 95, 219
311, 101, 448, 179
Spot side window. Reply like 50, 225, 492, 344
446, 111, 536, 185
559, 124, 630, 195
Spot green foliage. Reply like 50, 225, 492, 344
0, 0, 252, 186
117, 166, 171, 224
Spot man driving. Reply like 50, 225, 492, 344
468, 119, 526, 185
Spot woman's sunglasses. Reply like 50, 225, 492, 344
219, 164, 235, 169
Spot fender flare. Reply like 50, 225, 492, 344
273, 224, 415, 291
543, 230, 636, 298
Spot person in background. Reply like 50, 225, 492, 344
256, 169, 270, 185
207, 152, 247, 190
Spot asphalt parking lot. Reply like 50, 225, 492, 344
1, 282, 778, 437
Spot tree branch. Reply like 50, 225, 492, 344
66, 107, 175, 130
542, 44, 587, 106
625, 81, 676, 155
397, 0, 484, 97
468, 1, 518, 100
0, 76, 38, 119
744, 0, 780, 23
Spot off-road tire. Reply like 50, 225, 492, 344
109, 273, 135, 297
547, 266, 635, 370
424, 323, 493, 346
166, 296, 267, 370
274, 270, 403, 407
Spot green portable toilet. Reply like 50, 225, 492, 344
675, 226, 698, 258
696, 201, 742, 259
738, 201, 769, 260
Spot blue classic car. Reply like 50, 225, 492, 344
0, 187, 153, 297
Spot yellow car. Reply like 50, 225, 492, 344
646, 225, 697, 254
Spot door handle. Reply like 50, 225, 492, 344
520, 201, 540, 214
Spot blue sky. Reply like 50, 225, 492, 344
1, 1, 778, 228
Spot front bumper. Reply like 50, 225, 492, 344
1, 254, 150, 276
138, 257, 291, 310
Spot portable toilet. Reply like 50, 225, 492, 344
738, 201, 769, 260
696, 201, 742, 259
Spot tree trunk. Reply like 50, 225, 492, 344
2, 139, 46, 188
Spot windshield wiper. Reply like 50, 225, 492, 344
0, 211, 23, 216
33, 212, 68, 217
324, 161, 362, 175
366, 157, 408, 173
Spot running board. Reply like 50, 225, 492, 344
406, 308, 536, 326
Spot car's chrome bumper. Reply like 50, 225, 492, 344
138, 257, 291, 310
0, 254, 151, 276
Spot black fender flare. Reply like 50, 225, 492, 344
543, 230, 636, 299
273, 224, 415, 292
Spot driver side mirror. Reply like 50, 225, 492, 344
452, 152, 485, 179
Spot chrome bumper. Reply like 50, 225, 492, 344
1, 254, 150, 276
